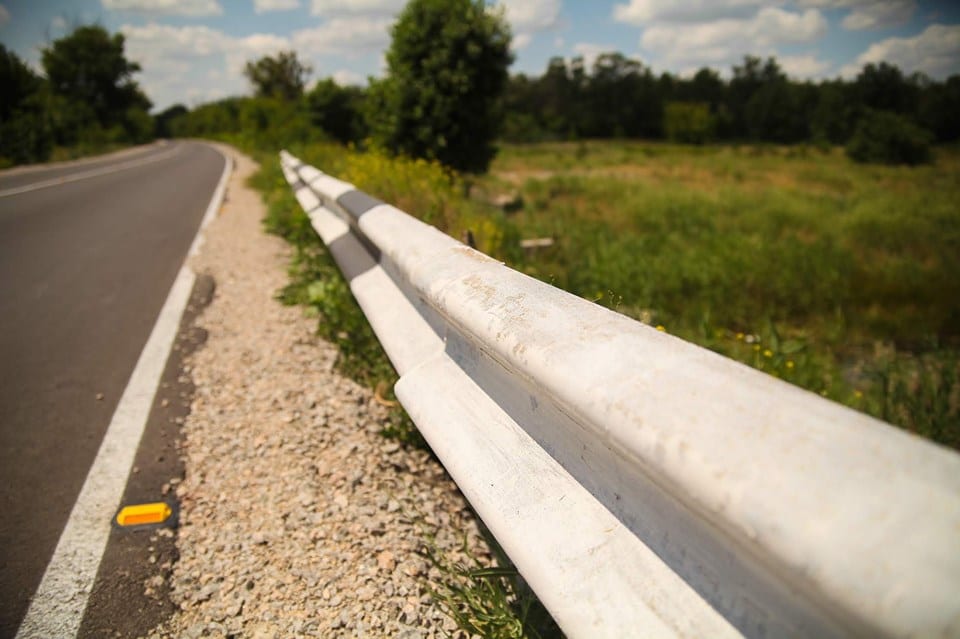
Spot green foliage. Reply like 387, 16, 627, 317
306, 78, 367, 144
483, 140, 960, 449
368, 0, 513, 173
663, 102, 715, 144
0, 45, 53, 164
0, 26, 154, 166
0, 44, 44, 121
424, 539, 563, 639
846, 109, 932, 165
154, 104, 188, 138
172, 96, 319, 150
42, 25, 151, 132
500, 54, 958, 147
243, 50, 312, 101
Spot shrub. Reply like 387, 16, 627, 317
663, 102, 715, 144
846, 109, 932, 165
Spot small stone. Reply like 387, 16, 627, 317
376, 550, 395, 572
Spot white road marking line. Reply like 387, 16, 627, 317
0, 145, 181, 199
14, 145, 232, 639
189, 150, 234, 258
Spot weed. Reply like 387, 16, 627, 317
423, 531, 564, 639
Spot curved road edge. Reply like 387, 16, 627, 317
13, 146, 233, 639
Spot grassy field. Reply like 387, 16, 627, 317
246, 137, 957, 638
256, 138, 960, 445
477, 141, 960, 449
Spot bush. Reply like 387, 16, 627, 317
846, 109, 932, 165
663, 101, 715, 144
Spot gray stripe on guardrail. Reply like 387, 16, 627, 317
327, 233, 378, 282
336, 190, 384, 220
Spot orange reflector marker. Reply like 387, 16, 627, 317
116, 502, 173, 527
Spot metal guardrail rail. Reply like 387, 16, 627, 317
279, 150, 960, 639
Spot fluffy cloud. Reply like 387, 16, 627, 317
573, 43, 614, 69
500, 0, 561, 49
102, 0, 223, 16
778, 54, 832, 78
797, 0, 915, 30
292, 16, 393, 56
333, 69, 365, 86
254, 0, 300, 13
614, 0, 772, 25
120, 23, 289, 108
841, 23, 960, 79
309, 0, 403, 16
640, 7, 827, 67
0, 4, 9, 26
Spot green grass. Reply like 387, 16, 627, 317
243, 135, 958, 639
480, 140, 960, 449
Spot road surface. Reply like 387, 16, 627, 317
0, 142, 225, 638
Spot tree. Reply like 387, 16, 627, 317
846, 109, 932, 166
664, 102, 715, 144
368, 0, 513, 173
307, 78, 367, 144
0, 44, 53, 164
244, 51, 312, 101
42, 25, 150, 131
854, 62, 917, 116
154, 104, 188, 138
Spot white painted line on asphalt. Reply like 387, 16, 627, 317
14, 144, 233, 639
0, 145, 181, 199
188, 150, 233, 258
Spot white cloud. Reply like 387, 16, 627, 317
573, 42, 614, 69
513, 32, 532, 49
121, 22, 290, 108
102, 0, 223, 17
797, 0, 915, 30
641, 7, 827, 67
310, 0, 403, 16
254, 0, 300, 13
0, 4, 10, 26
613, 0, 774, 25
497, 0, 561, 50
779, 54, 832, 78
840, 23, 960, 79
292, 16, 392, 56
842, 0, 915, 30
333, 69, 365, 85
50, 15, 67, 31
501, 0, 560, 31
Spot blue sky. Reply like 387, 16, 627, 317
1, 0, 958, 111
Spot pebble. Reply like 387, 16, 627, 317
141, 147, 492, 638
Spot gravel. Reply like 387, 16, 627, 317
142, 146, 492, 638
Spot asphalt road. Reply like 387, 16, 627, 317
0, 142, 225, 638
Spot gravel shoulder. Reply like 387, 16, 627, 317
144, 144, 491, 638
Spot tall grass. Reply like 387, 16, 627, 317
483, 140, 959, 448
247, 136, 957, 639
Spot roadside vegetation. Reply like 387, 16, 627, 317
0, 27, 154, 167
161, 0, 959, 635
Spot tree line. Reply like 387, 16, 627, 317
502, 54, 959, 146
4, 1, 957, 172
173, 43, 958, 171
0, 25, 153, 167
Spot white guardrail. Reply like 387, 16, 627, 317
279, 150, 960, 639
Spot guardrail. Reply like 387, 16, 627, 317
279, 150, 960, 639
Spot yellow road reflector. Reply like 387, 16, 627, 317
116, 502, 173, 527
